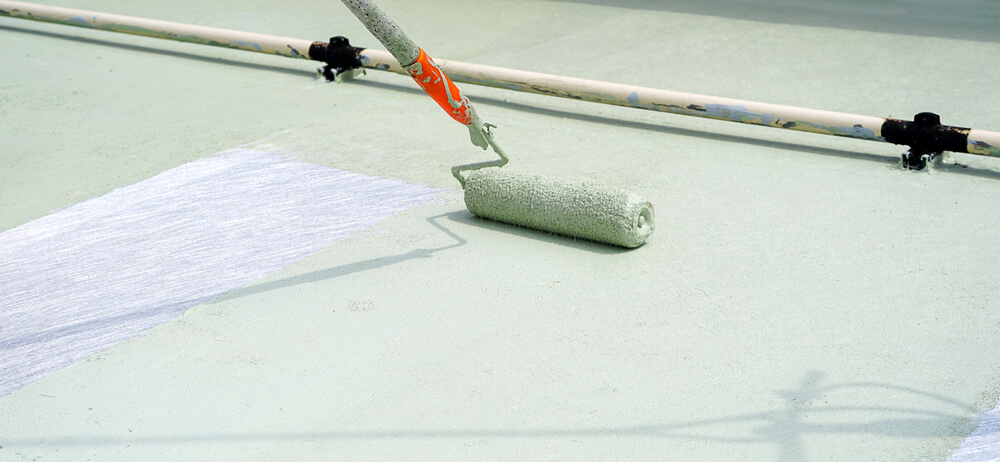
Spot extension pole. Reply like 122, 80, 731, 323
2, 0, 998, 165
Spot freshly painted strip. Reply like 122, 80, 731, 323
0, 149, 445, 397
947, 399, 1000, 461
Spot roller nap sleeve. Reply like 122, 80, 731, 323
463, 169, 654, 248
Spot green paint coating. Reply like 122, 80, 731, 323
464, 168, 654, 248
3, 3, 1000, 460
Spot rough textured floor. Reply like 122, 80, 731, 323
2, 0, 1000, 460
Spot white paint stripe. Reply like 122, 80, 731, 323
949, 400, 1000, 461
0, 149, 445, 397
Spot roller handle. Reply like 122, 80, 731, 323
339, 0, 501, 173
403, 48, 476, 126
339, 0, 477, 127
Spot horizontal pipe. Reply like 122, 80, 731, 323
3, 0, 999, 158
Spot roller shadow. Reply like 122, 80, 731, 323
211, 213, 466, 304
213, 209, 630, 304
0, 23, 313, 78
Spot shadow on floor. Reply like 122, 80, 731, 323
211, 213, 466, 304
0, 371, 980, 461
211, 210, 632, 303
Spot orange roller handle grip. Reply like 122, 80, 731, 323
403, 48, 475, 126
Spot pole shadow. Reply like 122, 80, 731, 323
0, 371, 983, 462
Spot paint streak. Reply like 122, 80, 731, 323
230, 40, 263, 52
777, 121, 877, 140
705, 104, 776, 126
67, 15, 93, 27
969, 140, 1000, 156
496, 81, 618, 104
627, 91, 639, 106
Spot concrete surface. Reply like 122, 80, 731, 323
2, 0, 1000, 460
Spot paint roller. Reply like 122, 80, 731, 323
0, 0, 653, 247
337, 0, 654, 248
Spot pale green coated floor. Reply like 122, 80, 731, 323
3, 1, 1000, 460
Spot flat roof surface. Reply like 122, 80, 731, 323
2, 1, 1000, 460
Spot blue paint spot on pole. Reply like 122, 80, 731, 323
627, 91, 639, 106
231, 40, 264, 52
68, 15, 93, 27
